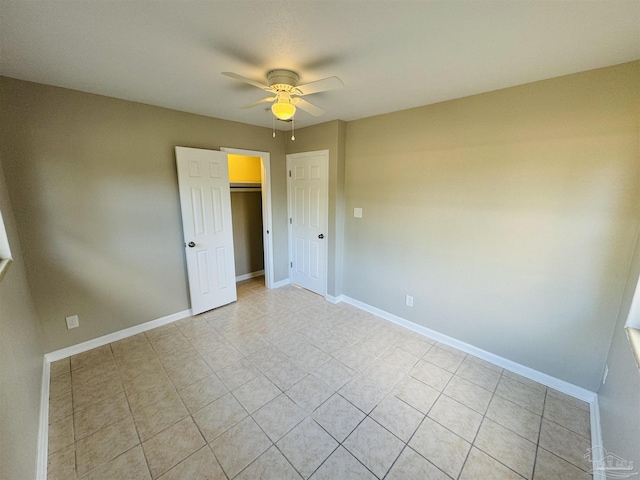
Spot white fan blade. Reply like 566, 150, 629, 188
240, 97, 275, 109
296, 76, 344, 96
222, 72, 270, 90
294, 98, 326, 116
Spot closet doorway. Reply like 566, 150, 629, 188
221, 147, 274, 289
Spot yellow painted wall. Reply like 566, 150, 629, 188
228, 154, 261, 183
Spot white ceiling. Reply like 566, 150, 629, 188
1, 1, 638, 130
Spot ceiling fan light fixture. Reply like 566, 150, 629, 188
271, 92, 296, 120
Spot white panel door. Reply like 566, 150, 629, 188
288, 151, 328, 296
176, 147, 237, 314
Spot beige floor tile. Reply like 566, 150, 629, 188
456, 360, 501, 391
277, 417, 339, 478
133, 390, 189, 441
459, 447, 525, 480
252, 394, 306, 442
546, 388, 590, 412
334, 348, 376, 373
235, 446, 303, 480
71, 359, 118, 390
379, 346, 421, 373
409, 417, 471, 478
313, 394, 366, 442
265, 358, 308, 390
310, 446, 376, 480
443, 375, 493, 414
370, 395, 424, 442
72, 369, 124, 412
533, 447, 593, 480
428, 394, 483, 442
78, 445, 151, 480
141, 416, 205, 478
538, 419, 592, 472
164, 357, 212, 390
75, 416, 139, 476
177, 374, 227, 414
50, 372, 71, 398
495, 376, 545, 415
189, 330, 230, 355
386, 447, 450, 480
192, 392, 247, 442
394, 334, 434, 358
71, 345, 114, 371
216, 358, 260, 391
287, 374, 334, 413
543, 395, 590, 438
48, 415, 74, 455
502, 370, 547, 393
486, 394, 542, 443
49, 391, 73, 423
47, 444, 76, 480
313, 358, 355, 391
409, 359, 453, 391
200, 344, 244, 371
464, 354, 504, 374
117, 355, 165, 383
339, 375, 387, 414
247, 344, 289, 373
50, 358, 71, 378
232, 374, 281, 414
343, 417, 404, 478
74, 392, 130, 440
423, 346, 465, 372
392, 376, 440, 414
474, 418, 537, 479
211, 416, 272, 478
156, 446, 226, 480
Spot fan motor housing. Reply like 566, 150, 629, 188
267, 69, 299, 90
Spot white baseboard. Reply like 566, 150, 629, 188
236, 270, 265, 282
589, 396, 606, 480
38, 308, 194, 478
273, 278, 291, 289
45, 309, 193, 362
340, 295, 597, 403
325, 293, 344, 304
35, 357, 50, 480
339, 294, 605, 473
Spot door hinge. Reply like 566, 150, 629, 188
289, 170, 291, 177
289, 218, 292, 224
290, 262, 293, 268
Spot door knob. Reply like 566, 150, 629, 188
318, 234, 324, 239
188, 241, 196, 248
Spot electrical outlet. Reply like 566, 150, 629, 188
354, 208, 363, 218
406, 295, 414, 307
65, 315, 79, 329
602, 364, 609, 384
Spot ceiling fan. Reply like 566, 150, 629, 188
222, 69, 344, 121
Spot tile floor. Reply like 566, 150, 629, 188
47, 278, 593, 479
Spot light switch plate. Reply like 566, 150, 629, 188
354, 208, 363, 218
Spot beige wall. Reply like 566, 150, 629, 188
231, 191, 264, 276
343, 62, 640, 390
286, 120, 347, 297
598, 224, 640, 470
0, 156, 44, 480
0, 77, 288, 351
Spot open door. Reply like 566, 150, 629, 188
176, 146, 237, 314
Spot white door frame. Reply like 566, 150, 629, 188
286, 150, 329, 297
221, 147, 275, 289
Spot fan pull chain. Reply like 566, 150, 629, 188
272, 115, 276, 138
291, 116, 295, 141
